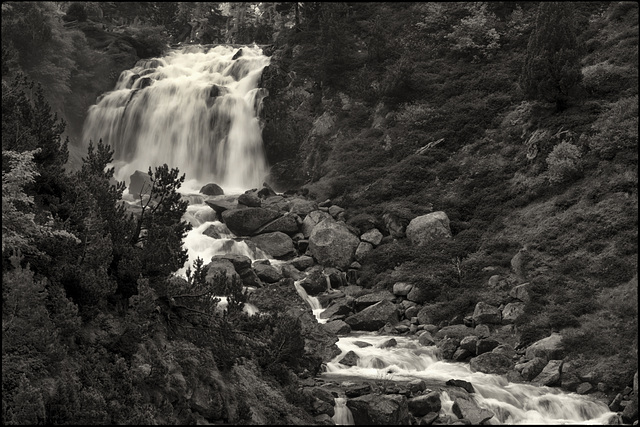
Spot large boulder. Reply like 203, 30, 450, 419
354, 291, 396, 311
253, 262, 282, 283
525, 333, 565, 361
519, 357, 548, 381
319, 301, 352, 320
451, 395, 495, 424
309, 219, 360, 269
408, 391, 441, 417
344, 300, 399, 331
129, 170, 152, 196
212, 254, 261, 288
200, 182, 224, 195
509, 283, 531, 303
250, 232, 295, 259
322, 320, 351, 336
405, 211, 452, 246
221, 207, 281, 236
472, 302, 502, 325
469, 352, 514, 375
347, 394, 411, 425
501, 302, 525, 324
301, 210, 332, 238
532, 360, 563, 386
434, 325, 476, 341
206, 258, 241, 285
205, 198, 237, 218
290, 198, 318, 217
254, 214, 299, 235
237, 192, 261, 207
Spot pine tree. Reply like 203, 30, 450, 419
520, 2, 583, 111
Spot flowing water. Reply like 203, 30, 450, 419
83, 44, 618, 426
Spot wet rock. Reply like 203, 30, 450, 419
222, 207, 281, 236
476, 338, 500, 355
251, 231, 295, 259
322, 320, 351, 336
206, 258, 241, 284
418, 412, 439, 425
407, 379, 427, 395
354, 290, 396, 311
309, 218, 360, 269
434, 325, 476, 341
238, 192, 261, 207
347, 394, 410, 425
451, 396, 495, 424
576, 382, 594, 394
339, 350, 360, 367
459, 336, 478, 354
472, 302, 502, 325
621, 398, 638, 424
253, 262, 282, 283
408, 391, 442, 417
290, 255, 315, 270
453, 348, 473, 362
406, 211, 452, 246
438, 337, 460, 360
344, 383, 372, 398
319, 301, 352, 320
469, 352, 514, 375
344, 300, 399, 331
520, 357, 548, 381
532, 360, 563, 387
353, 341, 373, 348
446, 379, 475, 394
200, 182, 224, 195
379, 338, 398, 348
418, 331, 436, 346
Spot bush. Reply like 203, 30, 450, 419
546, 141, 582, 183
65, 3, 88, 22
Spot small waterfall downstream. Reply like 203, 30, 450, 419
83, 44, 270, 193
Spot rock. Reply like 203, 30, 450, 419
453, 348, 473, 362
361, 228, 384, 246
257, 182, 277, 199
407, 379, 427, 395
262, 195, 291, 212
609, 393, 624, 412
328, 205, 345, 218
405, 305, 420, 320
344, 383, 373, 398
354, 241, 374, 262
301, 210, 332, 238
128, 170, 152, 196
322, 320, 351, 336
405, 211, 452, 246
309, 219, 360, 269
347, 394, 411, 425
525, 333, 565, 361
472, 302, 502, 325
509, 283, 531, 303
418, 412, 439, 425
290, 198, 319, 217
451, 396, 495, 425
290, 255, 315, 270
520, 357, 548, 381
339, 350, 360, 367
406, 285, 432, 304
319, 302, 352, 320
222, 207, 281, 236
446, 379, 475, 394
251, 231, 295, 259
280, 263, 305, 281
459, 336, 478, 354
238, 192, 261, 207
501, 302, 525, 324
354, 291, 396, 311
353, 341, 373, 348
212, 254, 262, 288
253, 263, 282, 283
344, 300, 399, 331
393, 282, 413, 296
254, 214, 299, 235
438, 337, 460, 359
476, 338, 500, 355
492, 344, 516, 359
532, 360, 563, 386
474, 324, 491, 339
200, 182, 224, 195
576, 382, 594, 395
205, 198, 237, 218
379, 338, 398, 348
418, 331, 436, 346
408, 391, 442, 417
206, 258, 241, 285
621, 398, 638, 424
469, 353, 514, 375
382, 212, 409, 238
202, 224, 223, 239
435, 325, 476, 341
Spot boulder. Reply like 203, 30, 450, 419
408, 391, 442, 417
328, 205, 345, 218
354, 241, 374, 262
520, 357, 548, 381
319, 302, 352, 320
576, 382, 594, 395
354, 291, 396, 311
322, 320, 351, 336
237, 192, 261, 207
501, 302, 525, 324
128, 170, 152, 196
532, 360, 563, 386
382, 212, 408, 238
418, 331, 435, 346
406, 285, 431, 304
476, 338, 500, 355
469, 353, 514, 375
290, 255, 315, 270
492, 344, 516, 359
212, 254, 262, 288
459, 336, 478, 354
474, 324, 491, 338
509, 283, 531, 303
621, 397, 638, 424
222, 207, 281, 236
338, 350, 360, 367
253, 263, 282, 283
451, 396, 495, 425
254, 214, 299, 235
435, 325, 476, 341
262, 195, 291, 212
446, 379, 475, 394
438, 337, 460, 359
344, 383, 373, 398
290, 198, 319, 217
407, 379, 428, 395
344, 300, 399, 331
452, 348, 473, 362
379, 338, 398, 348
393, 282, 413, 296
200, 182, 224, 195
418, 413, 439, 425
472, 302, 502, 325
301, 210, 332, 238
206, 259, 241, 285
525, 333, 565, 361
205, 198, 237, 218
347, 394, 411, 425
309, 219, 360, 269
250, 231, 295, 259
405, 211, 452, 246
361, 228, 384, 246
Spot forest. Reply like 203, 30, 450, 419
2, 2, 638, 425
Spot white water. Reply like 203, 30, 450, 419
321, 333, 617, 425
332, 397, 355, 425
82, 44, 270, 193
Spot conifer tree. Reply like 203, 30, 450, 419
520, 2, 582, 111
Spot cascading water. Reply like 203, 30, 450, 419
82, 44, 270, 194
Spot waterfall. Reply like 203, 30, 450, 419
293, 279, 328, 324
82, 44, 270, 194
332, 397, 354, 425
